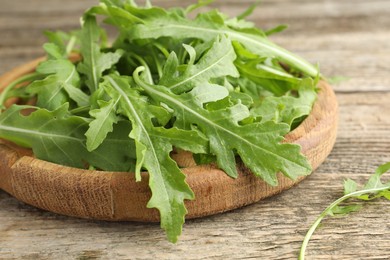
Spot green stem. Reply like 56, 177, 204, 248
299, 186, 390, 260
0, 72, 42, 112
129, 53, 154, 84
152, 42, 170, 58
151, 48, 163, 79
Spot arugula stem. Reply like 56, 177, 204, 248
152, 49, 163, 79
299, 186, 390, 260
152, 42, 170, 58
0, 72, 42, 112
129, 53, 154, 84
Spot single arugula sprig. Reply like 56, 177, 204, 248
299, 162, 390, 260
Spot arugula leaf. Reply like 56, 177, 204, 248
185, 0, 214, 14
251, 78, 317, 127
265, 24, 288, 36
44, 31, 68, 56
85, 97, 120, 151
104, 75, 208, 243
43, 43, 66, 60
299, 162, 390, 260
103, 3, 318, 77
78, 15, 123, 93
44, 30, 79, 56
134, 67, 311, 185
27, 57, 87, 110
236, 1, 259, 20
159, 35, 239, 94
233, 41, 302, 96
0, 104, 136, 172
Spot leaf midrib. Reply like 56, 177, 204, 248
0, 124, 83, 142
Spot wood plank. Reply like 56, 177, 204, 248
1, 0, 390, 259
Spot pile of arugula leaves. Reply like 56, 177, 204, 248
0, 0, 319, 242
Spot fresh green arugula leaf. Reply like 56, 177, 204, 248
328, 204, 362, 216
134, 67, 311, 185
44, 30, 77, 57
343, 178, 358, 195
234, 55, 301, 96
63, 83, 90, 107
86, 3, 144, 30
225, 17, 256, 31
159, 35, 239, 94
299, 162, 390, 260
43, 43, 65, 60
265, 24, 288, 36
107, 3, 318, 77
236, 1, 259, 20
153, 127, 208, 154
0, 104, 136, 172
104, 75, 208, 243
228, 76, 271, 107
251, 78, 317, 127
235, 60, 300, 96
185, 0, 214, 14
86, 97, 121, 151
27, 58, 86, 110
78, 15, 123, 93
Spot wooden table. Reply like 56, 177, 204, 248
1, 0, 389, 259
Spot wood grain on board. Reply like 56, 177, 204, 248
1, 0, 390, 259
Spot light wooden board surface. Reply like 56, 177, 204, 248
1, 0, 390, 259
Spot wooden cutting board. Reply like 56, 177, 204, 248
0, 58, 338, 222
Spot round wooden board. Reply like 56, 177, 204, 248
0, 58, 338, 222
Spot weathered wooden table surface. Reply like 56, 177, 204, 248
1, 0, 390, 259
